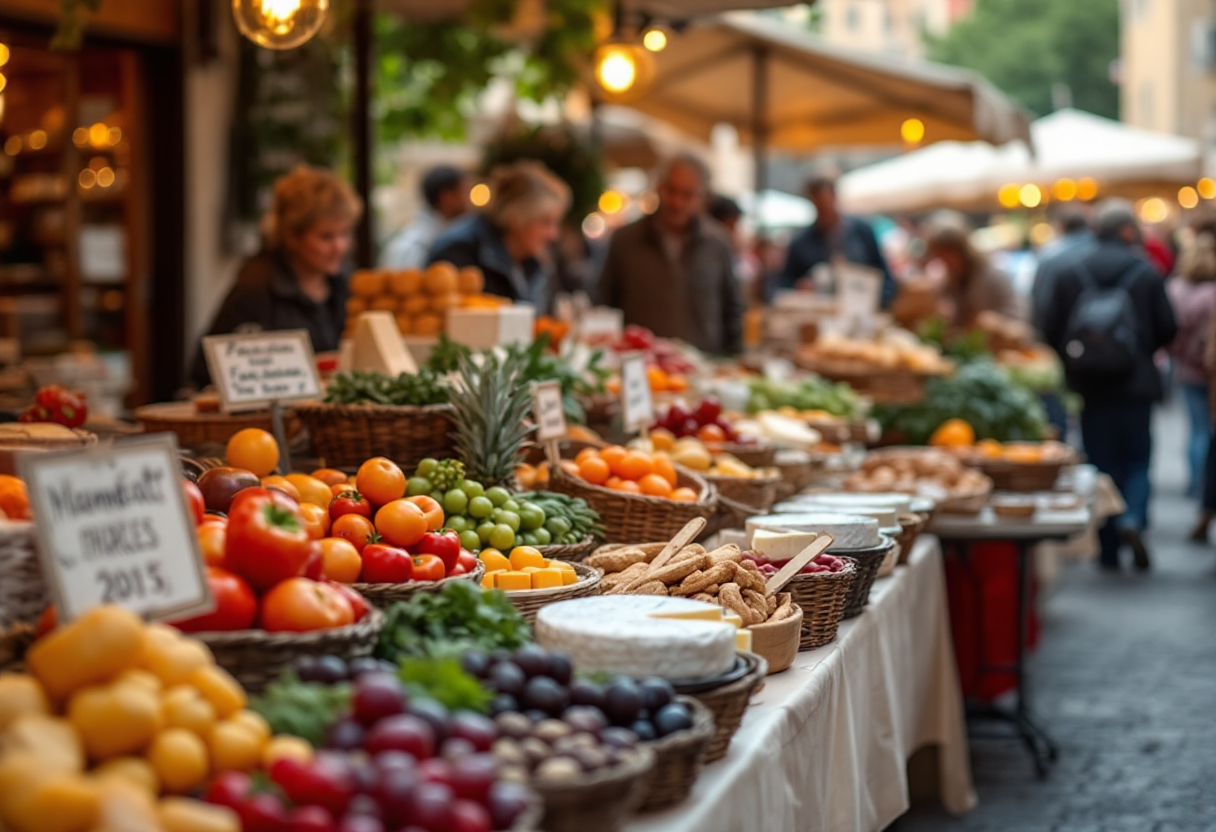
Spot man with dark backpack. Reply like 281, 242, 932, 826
1044, 199, 1177, 571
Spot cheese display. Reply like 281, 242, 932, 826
774, 501, 899, 531
746, 512, 881, 551
535, 595, 739, 681
783, 492, 915, 514
750, 528, 821, 560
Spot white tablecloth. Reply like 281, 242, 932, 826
627, 536, 976, 832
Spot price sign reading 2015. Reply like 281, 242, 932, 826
533, 381, 567, 442
203, 329, 321, 413
19, 435, 212, 623
620, 352, 654, 433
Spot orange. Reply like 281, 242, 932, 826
638, 473, 673, 498
311, 468, 349, 487
331, 514, 376, 552
298, 503, 331, 540
649, 428, 676, 452
646, 366, 669, 392
375, 499, 428, 548
357, 457, 407, 506
575, 447, 600, 464
929, 418, 975, 448
577, 456, 611, 485
610, 479, 641, 494
261, 476, 301, 503
605, 476, 623, 490
653, 456, 678, 488
976, 439, 1004, 458
605, 377, 621, 396
599, 445, 627, 473
670, 487, 698, 502
405, 495, 445, 531
285, 474, 334, 508
0, 477, 30, 520
616, 451, 654, 481
666, 374, 689, 393
559, 460, 580, 478
225, 428, 280, 477
697, 424, 727, 443
318, 538, 362, 583
515, 463, 538, 489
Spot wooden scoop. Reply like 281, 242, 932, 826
647, 517, 708, 573
764, 534, 835, 596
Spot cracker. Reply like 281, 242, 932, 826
718, 582, 752, 623
633, 580, 668, 596
706, 544, 743, 564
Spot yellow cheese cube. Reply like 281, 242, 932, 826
494, 571, 532, 591
520, 566, 542, 573
735, 629, 753, 652
531, 568, 564, 589
648, 608, 724, 622
479, 550, 511, 573
561, 569, 578, 586
480, 573, 496, 589
553, 561, 576, 572
722, 612, 744, 629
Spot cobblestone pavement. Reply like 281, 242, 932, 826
890, 402, 1216, 832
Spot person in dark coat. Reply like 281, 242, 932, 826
1043, 199, 1178, 571
428, 161, 570, 311
191, 165, 362, 387
768, 174, 896, 306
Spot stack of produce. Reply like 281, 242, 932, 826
744, 376, 863, 422
843, 447, 992, 512
565, 445, 699, 502
346, 261, 505, 338
477, 547, 583, 591
599, 325, 697, 392
0, 605, 308, 832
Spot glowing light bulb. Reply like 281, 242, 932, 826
900, 118, 925, 144
1179, 186, 1199, 209
1076, 177, 1098, 200
1199, 178, 1216, 200
1138, 197, 1168, 224
598, 50, 637, 93
598, 190, 626, 214
997, 184, 1021, 209
1051, 179, 1077, 201
593, 42, 654, 100
0, 44, 9, 68
1018, 184, 1042, 208
643, 27, 668, 52
470, 183, 491, 207
232, 0, 328, 50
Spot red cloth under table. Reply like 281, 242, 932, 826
943, 541, 1041, 701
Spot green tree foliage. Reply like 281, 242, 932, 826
925, 0, 1120, 119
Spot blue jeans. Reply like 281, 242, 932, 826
1179, 383, 1210, 498
1080, 399, 1153, 565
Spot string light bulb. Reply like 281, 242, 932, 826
232, 0, 328, 50
593, 41, 655, 102
642, 26, 668, 52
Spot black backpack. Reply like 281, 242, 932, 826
1060, 261, 1140, 380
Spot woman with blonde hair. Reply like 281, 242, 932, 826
428, 161, 571, 309
192, 165, 362, 385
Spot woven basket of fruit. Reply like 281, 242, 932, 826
958, 441, 1077, 492
354, 561, 486, 608
784, 558, 856, 650
705, 469, 781, 514
294, 401, 455, 472
636, 696, 715, 811
748, 594, 802, 674
529, 742, 655, 832
194, 607, 384, 693
0, 521, 46, 631
535, 535, 599, 562
678, 651, 767, 763
838, 538, 897, 619
548, 463, 716, 544
134, 400, 303, 450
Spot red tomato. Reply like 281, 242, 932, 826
36, 605, 57, 636
171, 567, 257, 632
331, 514, 376, 553
450, 563, 467, 576
182, 479, 205, 526
197, 522, 227, 568
360, 543, 413, 584
331, 482, 360, 499
415, 531, 461, 572
411, 554, 445, 582
405, 495, 445, 532
324, 580, 369, 622
329, 491, 371, 522
259, 578, 355, 633
456, 550, 478, 575
375, 500, 428, 548
302, 547, 324, 580
225, 488, 316, 591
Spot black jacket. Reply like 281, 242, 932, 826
428, 214, 550, 310
1043, 240, 1177, 402
191, 251, 349, 387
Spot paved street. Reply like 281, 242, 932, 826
891, 401, 1216, 832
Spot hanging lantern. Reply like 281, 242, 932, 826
232, 0, 329, 50
593, 41, 655, 103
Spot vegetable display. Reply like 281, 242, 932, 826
744, 376, 863, 420
375, 581, 533, 662
324, 368, 450, 407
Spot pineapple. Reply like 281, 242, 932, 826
449, 350, 535, 487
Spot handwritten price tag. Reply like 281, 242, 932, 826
620, 352, 654, 433
20, 435, 212, 623
835, 263, 882, 338
533, 381, 567, 442
203, 330, 321, 413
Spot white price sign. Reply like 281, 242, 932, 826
835, 264, 882, 338
619, 352, 654, 433
20, 435, 212, 623
204, 330, 322, 413
532, 381, 567, 442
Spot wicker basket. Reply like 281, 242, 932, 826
894, 512, 924, 565
937, 484, 992, 515
773, 452, 820, 501
505, 562, 603, 624
0, 522, 47, 631
353, 562, 485, 608
535, 536, 600, 563
704, 471, 780, 514
795, 356, 942, 405
547, 465, 716, 544
974, 458, 1069, 492
749, 597, 802, 674
708, 442, 777, 468
786, 560, 856, 650
876, 543, 899, 579
636, 697, 715, 812
196, 608, 385, 693
532, 745, 655, 832
839, 538, 898, 619
0, 622, 35, 672
293, 401, 455, 471
134, 402, 302, 450
679, 651, 767, 763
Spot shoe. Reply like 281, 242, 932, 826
1120, 528, 1151, 571
1189, 511, 1213, 543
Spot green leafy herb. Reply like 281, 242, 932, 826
375, 581, 531, 662
745, 376, 863, 419
250, 673, 351, 747
398, 656, 494, 713
325, 369, 449, 406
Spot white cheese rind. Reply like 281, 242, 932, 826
751, 529, 820, 560
535, 596, 739, 681
746, 512, 881, 550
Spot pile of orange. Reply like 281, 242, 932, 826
604, 366, 689, 396
0, 474, 30, 520
571, 445, 698, 501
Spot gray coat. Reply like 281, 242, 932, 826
596, 214, 744, 355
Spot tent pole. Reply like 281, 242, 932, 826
353, 0, 374, 267
751, 46, 768, 197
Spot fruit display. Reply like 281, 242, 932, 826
797, 329, 954, 375
608, 325, 698, 378
641, 432, 775, 480
843, 448, 992, 502
17, 384, 88, 428
744, 376, 864, 420
650, 396, 749, 444
347, 261, 506, 338
566, 444, 697, 501
477, 547, 581, 591
742, 549, 850, 577
449, 348, 536, 491
0, 604, 302, 832
950, 438, 1075, 466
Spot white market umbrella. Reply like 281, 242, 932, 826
738, 189, 816, 230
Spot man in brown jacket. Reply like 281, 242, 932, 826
596, 154, 744, 355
